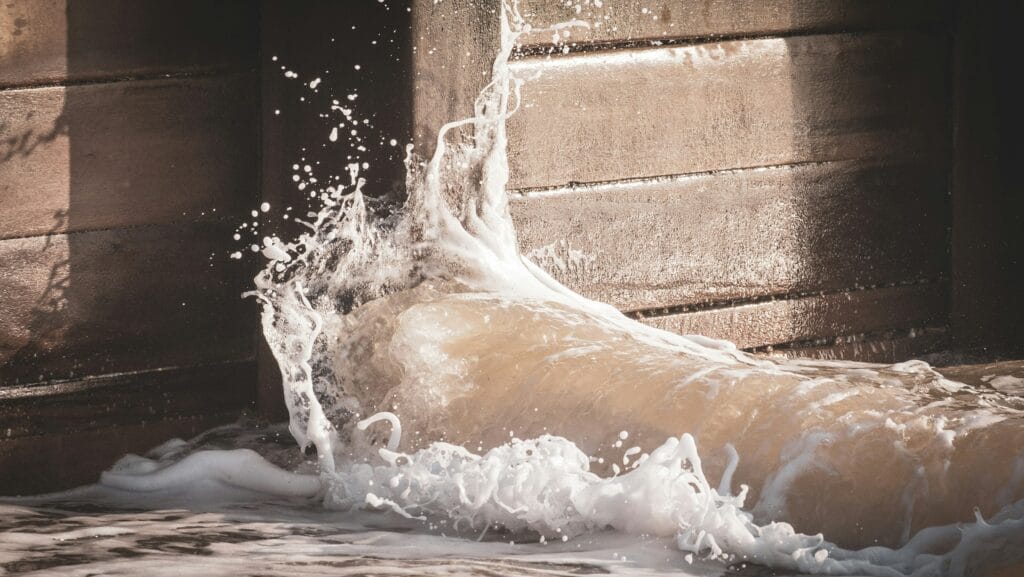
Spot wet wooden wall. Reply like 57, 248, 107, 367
0, 0, 260, 494
413, 0, 959, 362
1, 0, 1019, 495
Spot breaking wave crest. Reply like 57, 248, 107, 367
100, 3, 1024, 576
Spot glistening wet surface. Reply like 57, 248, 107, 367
3, 359, 1022, 577
0, 462, 730, 577
0, 498, 794, 577
0, 423, 671, 576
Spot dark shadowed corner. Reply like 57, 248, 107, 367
949, 0, 1024, 358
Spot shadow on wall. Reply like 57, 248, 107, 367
0, 106, 73, 385
0, 115, 69, 163
0, 0, 260, 388
0, 0, 265, 493
779, 0, 1022, 357
778, 3, 953, 357
0, 209, 71, 384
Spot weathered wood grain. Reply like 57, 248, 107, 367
0, 0, 258, 87
0, 361, 254, 494
0, 224, 257, 386
411, 0, 501, 157
514, 159, 949, 311
507, 32, 949, 189
0, 75, 258, 239
411, 1, 951, 158
638, 283, 948, 351
515, 0, 950, 49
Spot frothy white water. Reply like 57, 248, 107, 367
70, 2, 1024, 576
92, 413, 1023, 577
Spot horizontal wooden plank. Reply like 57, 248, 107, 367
637, 283, 948, 350
515, 0, 950, 48
514, 159, 949, 311
0, 360, 253, 494
0, 0, 258, 87
0, 414, 241, 495
0, 361, 254, 439
0, 75, 258, 239
507, 32, 949, 189
776, 327, 949, 364
0, 224, 258, 386
410, 1, 951, 156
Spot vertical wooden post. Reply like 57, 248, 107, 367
410, 0, 499, 157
